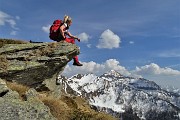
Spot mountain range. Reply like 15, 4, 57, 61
58, 70, 180, 120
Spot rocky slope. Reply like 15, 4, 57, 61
0, 39, 116, 120
59, 70, 180, 120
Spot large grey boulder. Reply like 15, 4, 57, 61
0, 78, 56, 120
0, 41, 79, 87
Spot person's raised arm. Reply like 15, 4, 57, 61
66, 31, 80, 42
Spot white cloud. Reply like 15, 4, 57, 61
167, 64, 180, 69
132, 63, 180, 88
63, 61, 180, 79
0, 11, 9, 26
15, 16, 20, 20
133, 63, 180, 76
129, 41, 134, 44
62, 59, 131, 77
10, 31, 17, 35
157, 49, 180, 58
62, 61, 180, 88
0, 11, 19, 36
77, 32, 91, 42
0, 11, 18, 29
6, 19, 17, 29
87, 44, 91, 48
42, 25, 51, 33
97, 29, 121, 49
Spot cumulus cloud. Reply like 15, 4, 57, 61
42, 25, 51, 33
133, 63, 180, 76
62, 61, 180, 88
77, 32, 91, 42
63, 61, 180, 79
63, 61, 180, 78
131, 63, 180, 88
97, 29, 121, 49
62, 59, 132, 77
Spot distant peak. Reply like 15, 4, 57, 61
101, 70, 123, 78
71, 74, 84, 79
108, 70, 122, 75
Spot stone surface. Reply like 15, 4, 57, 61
0, 41, 79, 87
0, 79, 56, 120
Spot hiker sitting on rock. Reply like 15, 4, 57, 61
59, 15, 83, 66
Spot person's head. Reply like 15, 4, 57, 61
63, 15, 72, 26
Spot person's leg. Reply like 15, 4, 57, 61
65, 38, 83, 66
73, 56, 82, 66
65, 38, 75, 44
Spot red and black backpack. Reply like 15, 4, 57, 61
49, 19, 62, 41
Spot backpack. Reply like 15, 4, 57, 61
49, 19, 62, 41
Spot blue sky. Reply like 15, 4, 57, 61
0, 0, 180, 88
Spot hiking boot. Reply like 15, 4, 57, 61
73, 62, 83, 66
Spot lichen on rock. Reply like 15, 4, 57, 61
0, 41, 80, 87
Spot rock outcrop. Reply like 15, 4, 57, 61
0, 39, 117, 120
0, 40, 78, 120
0, 41, 79, 88
0, 78, 56, 120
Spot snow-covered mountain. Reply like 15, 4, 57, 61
58, 70, 180, 120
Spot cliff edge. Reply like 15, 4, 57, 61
0, 39, 116, 120
0, 40, 79, 87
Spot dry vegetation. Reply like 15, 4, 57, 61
41, 95, 117, 120
5, 81, 116, 120
40, 95, 73, 120
0, 38, 28, 48
6, 81, 30, 98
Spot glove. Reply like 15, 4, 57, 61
77, 38, 80, 42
